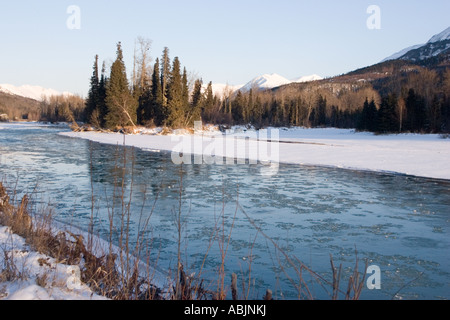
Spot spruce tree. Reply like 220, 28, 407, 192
357, 98, 370, 131
137, 80, 152, 126
377, 94, 398, 133
151, 58, 164, 125
232, 90, 245, 123
166, 57, 185, 128
161, 47, 171, 109
85, 55, 100, 125
105, 42, 138, 129
97, 61, 108, 128
367, 99, 378, 132
135, 42, 153, 126
182, 67, 189, 110
203, 81, 214, 121
189, 78, 203, 126
357, 98, 377, 132
135, 62, 152, 126
405, 89, 426, 132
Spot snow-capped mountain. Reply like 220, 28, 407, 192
0, 84, 73, 101
291, 74, 323, 83
207, 83, 245, 98
383, 26, 450, 62
240, 73, 292, 92
428, 26, 450, 43
382, 44, 425, 62
209, 73, 323, 97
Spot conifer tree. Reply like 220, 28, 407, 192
137, 79, 152, 126
358, 98, 377, 132
133, 37, 153, 126
161, 47, 171, 109
105, 42, 138, 129
151, 58, 164, 125
203, 81, 214, 120
166, 57, 185, 128
357, 98, 370, 131
245, 89, 254, 124
97, 61, 108, 128
188, 78, 203, 126
367, 99, 378, 132
377, 94, 398, 133
232, 90, 245, 123
182, 67, 189, 109
85, 55, 100, 125
405, 89, 426, 132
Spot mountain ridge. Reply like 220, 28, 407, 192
383, 26, 450, 62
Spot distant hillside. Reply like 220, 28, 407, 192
274, 49, 449, 96
0, 91, 41, 121
0, 84, 73, 102
249, 48, 450, 133
0, 89, 86, 123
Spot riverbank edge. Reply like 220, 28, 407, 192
58, 123, 450, 182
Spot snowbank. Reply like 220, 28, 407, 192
0, 226, 107, 300
60, 127, 450, 181
0, 219, 171, 300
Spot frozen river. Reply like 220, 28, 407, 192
0, 122, 449, 300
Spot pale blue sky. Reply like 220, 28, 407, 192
0, 0, 449, 96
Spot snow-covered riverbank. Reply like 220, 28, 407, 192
0, 225, 107, 300
0, 213, 170, 300
60, 126, 450, 181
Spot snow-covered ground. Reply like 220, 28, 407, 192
0, 220, 170, 301
0, 226, 107, 300
60, 126, 450, 181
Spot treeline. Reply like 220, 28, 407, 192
83, 40, 381, 131
209, 86, 378, 129
357, 68, 450, 133
39, 95, 85, 123
0, 92, 85, 123
211, 67, 450, 133
83, 39, 450, 134
84, 40, 212, 130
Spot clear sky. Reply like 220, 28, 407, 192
0, 0, 449, 97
